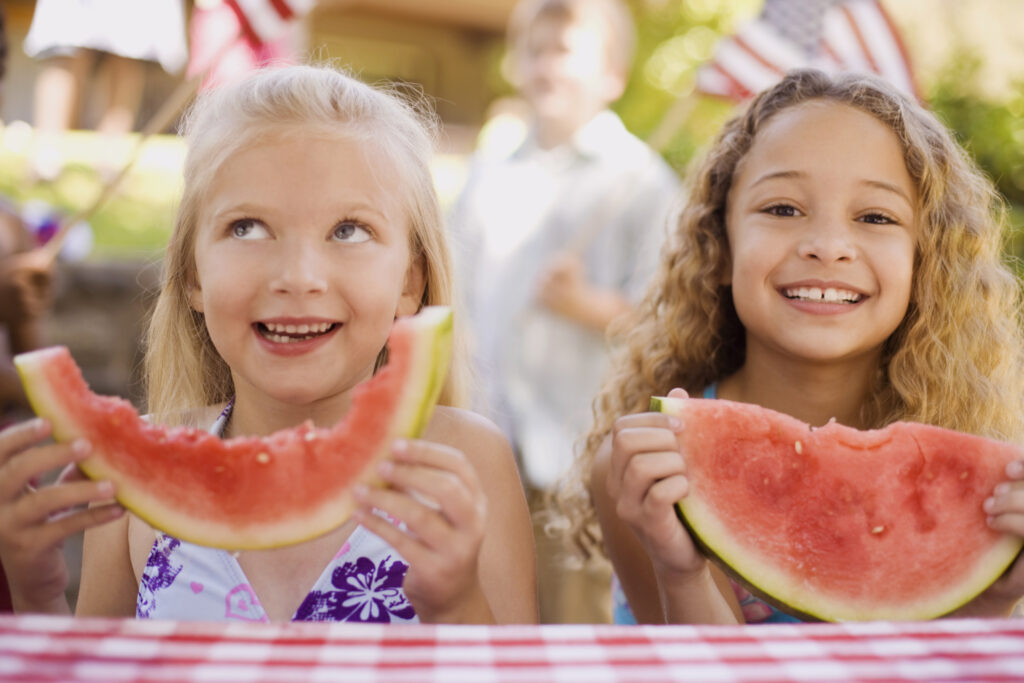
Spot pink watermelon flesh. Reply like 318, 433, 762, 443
15, 306, 453, 550
655, 396, 1024, 621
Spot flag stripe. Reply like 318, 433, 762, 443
740, 21, 808, 72
849, 0, 918, 98
840, 4, 880, 74
696, 0, 918, 103
225, 0, 314, 45
269, 0, 295, 21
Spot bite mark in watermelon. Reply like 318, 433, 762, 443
15, 306, 453, 551
654, 396, 1024, 622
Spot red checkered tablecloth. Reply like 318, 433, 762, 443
0, 615, 1021, 682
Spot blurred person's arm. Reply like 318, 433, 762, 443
535, 251, 630, 332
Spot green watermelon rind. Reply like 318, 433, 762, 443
653, 395, 1024, 622
15, 306, 453, 550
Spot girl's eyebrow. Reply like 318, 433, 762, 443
748, 169, 805, 188
748, 171, 913, 208
208, 201, 391, 222
862, 180, 914, 208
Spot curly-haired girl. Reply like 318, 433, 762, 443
559, 68, 1024, 623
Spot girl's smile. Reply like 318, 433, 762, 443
778, 279, 867, 314
254, 318, 342, 355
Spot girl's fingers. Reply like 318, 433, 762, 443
1006, 460, 1024, 480
0, 441, 90, 502
354, 485, 453, 551
352, 505, 425, 567
377, 459, 481, 530
0, 419, 50, 466
608, 422, 681, 496
391, 440, 477, 488
55, 462, 89, 486
15, 479, 117, 526
34, 503, 124, 549
985, 482, 1024, 535
644, 474, 691, 512
987, 511, 1024, 537
619, 450, 687, 494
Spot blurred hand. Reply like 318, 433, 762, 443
536, 252, 590, 319
0, 250, 54, 324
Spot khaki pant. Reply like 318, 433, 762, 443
529, 489, 611, 624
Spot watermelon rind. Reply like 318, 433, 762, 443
15, 306, 453, 550
653, 395, 1024, 622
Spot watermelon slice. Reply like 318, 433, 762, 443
654, 396, 1024, 622
14, 306, 453, 551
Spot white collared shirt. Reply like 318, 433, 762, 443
450, 110, 680, 489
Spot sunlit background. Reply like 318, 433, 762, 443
0, 0, 1023, 404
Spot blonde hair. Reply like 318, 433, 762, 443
560, 68, 1024, 558
507, 0, 636, 80
145, 64, 467, 425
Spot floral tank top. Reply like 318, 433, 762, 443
611, 384, 803, 625
136, 401, 418, 623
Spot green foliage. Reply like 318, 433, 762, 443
929, 54, 1024, 208
925, 53, 1024, 266
616, 0, 757, 170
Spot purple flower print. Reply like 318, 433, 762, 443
294, 554, 415, 622
137, 535, 183, 618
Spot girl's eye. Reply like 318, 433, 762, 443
229, 219, 269, 240
859, 212, 898, 225
332, 220, 371, 243
763, 203, 801, 218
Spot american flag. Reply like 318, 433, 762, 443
187, 0, 316, 90
696, 0, 918, 102
225, 0, 317, 46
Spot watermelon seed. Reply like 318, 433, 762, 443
304, 432, 317, 442
256, 452, 270, 464
794, 440, 803, 454
871, 525, 885, 534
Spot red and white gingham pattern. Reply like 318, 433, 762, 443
0, 615, 1021, 682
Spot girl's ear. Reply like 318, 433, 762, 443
188, 282, 204, 313
397, 255, 426, 318
719, 256, 733, 286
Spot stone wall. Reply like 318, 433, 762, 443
43, 259, 163, 411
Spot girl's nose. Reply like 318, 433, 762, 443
269, 241, 329, 295
797, 219, 857, 263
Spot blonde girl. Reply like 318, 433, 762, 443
560, 68, 1024, 624
0, 64, 537, 624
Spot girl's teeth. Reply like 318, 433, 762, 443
785, 287, 861, 303
260, 322, 334, 341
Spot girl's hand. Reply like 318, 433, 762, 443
352, 438, 490, 624
606, 388, 705, 580
0, 419, 124, 614
978, 459, 1024, 610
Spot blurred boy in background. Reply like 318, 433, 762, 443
449, 0, 678, 623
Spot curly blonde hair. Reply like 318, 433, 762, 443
559, 68, 1024, 559
145, 64, 468, 425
